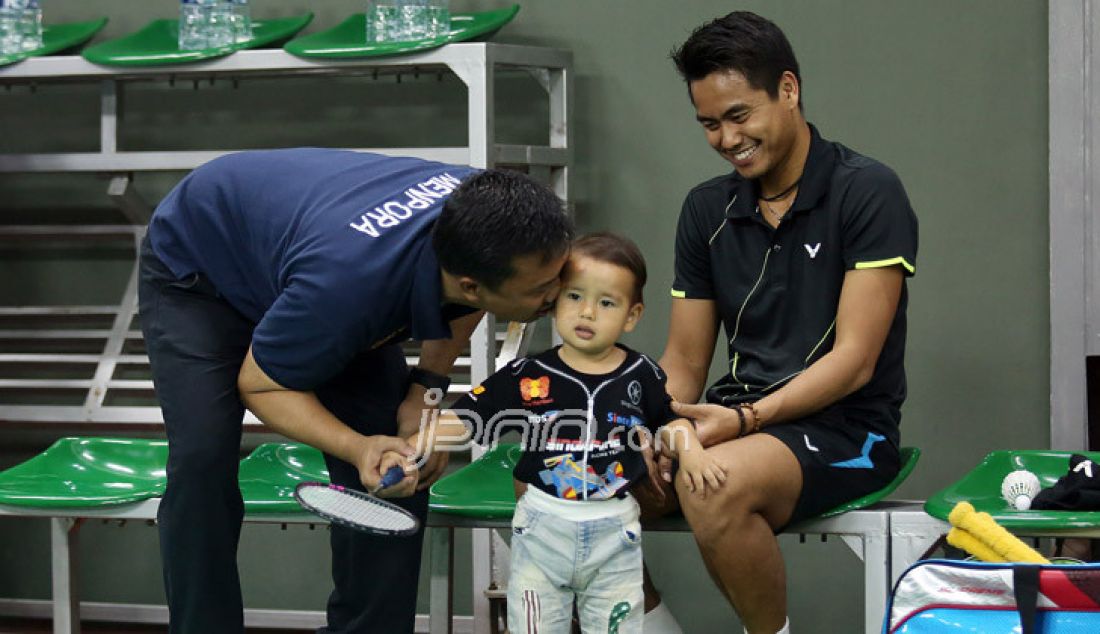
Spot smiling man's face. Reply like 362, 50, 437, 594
690, 69, 802, 182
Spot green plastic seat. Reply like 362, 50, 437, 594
429, 444, 522, 519
283, 5, 519, 59
81, 14, 312, 67
238, 442, 329, 513
430, 444, 920, 521
0, 437, 167, 507
0, 18, 108, 67
925, 450, 1100, 530
816, 446, 921, 518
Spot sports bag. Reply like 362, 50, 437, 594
884, 559, 1100, 633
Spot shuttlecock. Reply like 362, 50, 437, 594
1001, 470, 1041, 510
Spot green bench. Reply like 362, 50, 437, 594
924, 449, 1100, 529
0, 437, 331, 512
890, 449, 1100, 586
238, 441, 330, 513
0, 438, 920, 634
0, 438, 333, 634
0, 437, 168, 508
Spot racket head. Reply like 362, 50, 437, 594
293, 482, 420, 537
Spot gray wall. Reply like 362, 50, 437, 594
0, 1, 1049, 632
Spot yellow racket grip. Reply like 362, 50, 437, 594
947, 527, 1007, 563
948, 502, 1049, 564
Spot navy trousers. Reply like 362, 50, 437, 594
139, 237, 428, 633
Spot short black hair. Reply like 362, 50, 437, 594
433, 169, 574, 290
571, 232, 647, 304
671, 11, 801, 104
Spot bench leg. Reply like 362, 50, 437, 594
429, 527, 454, 634
861, 531, 889, 634
472, 528, 495, 634
890, 511, 948, 584
50, 517, 80, 634
835, 531, 889, 634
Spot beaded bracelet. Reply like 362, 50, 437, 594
734, 403, 762, 438
733, 405, 748, 438
742, 402, 761, 435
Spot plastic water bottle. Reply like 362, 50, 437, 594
0, 2, 15, 56
178, 0, 208, 50
403, 0, 449, 40
366, 1, 401, 43
401, 0, 427, 40
17, 0, 40, 51
179, 0, 234, 51
366, 0, 448, 43
206, 1, 233, 48
425, 0, 449, 39
228, 0, 251, 44
0, 0, 27, 55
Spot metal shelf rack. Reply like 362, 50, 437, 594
0, 42, 573, 430
0, 44, 571, 633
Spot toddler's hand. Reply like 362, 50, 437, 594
677, 447, 727, 499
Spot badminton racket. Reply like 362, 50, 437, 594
294, 465, 419, 536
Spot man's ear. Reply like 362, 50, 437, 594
779, 70, 800, 110
457, 277, 481, 304
622, 302, 644, 333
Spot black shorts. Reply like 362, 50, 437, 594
761, 405, 901, 528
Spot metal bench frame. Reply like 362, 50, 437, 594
0, 499, 896, 634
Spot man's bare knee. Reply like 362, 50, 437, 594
683, 436, 803, 532
676, 483, 736, 538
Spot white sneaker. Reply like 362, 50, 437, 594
643, 601, 684, 634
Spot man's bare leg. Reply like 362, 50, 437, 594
677, 434, 802, 634
642, 565, 661, 612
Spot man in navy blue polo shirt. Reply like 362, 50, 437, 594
138, 148, 573, 633
637, 12, 919, 634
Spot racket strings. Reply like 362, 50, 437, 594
299, 486, 417, 532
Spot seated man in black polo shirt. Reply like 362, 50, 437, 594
637, 11, 919, 634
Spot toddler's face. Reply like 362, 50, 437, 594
553, 254, 642, 355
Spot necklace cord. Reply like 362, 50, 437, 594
760, 199, 788, 221
760, 176, 802, 202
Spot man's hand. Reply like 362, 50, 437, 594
393, 384, 447, 489
354, 435, 415, 492
376, 450, 418, 498
396, 386, 452, 491
412, 450, 450, 492
670, 401, 742, 448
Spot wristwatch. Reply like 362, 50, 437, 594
408, 367, 452, 393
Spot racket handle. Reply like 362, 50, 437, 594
379, 465, 406, 490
